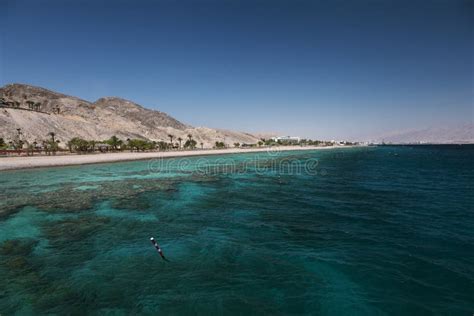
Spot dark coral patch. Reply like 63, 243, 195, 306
0, 238, 38, 256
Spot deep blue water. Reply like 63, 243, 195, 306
0, 146, 473, 315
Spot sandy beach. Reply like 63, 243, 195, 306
0, 146, 344, 171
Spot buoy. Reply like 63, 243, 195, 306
150, 237, 168, 261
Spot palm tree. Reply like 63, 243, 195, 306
177, 137, 183, 149
157, 141, 168, 151
168, 134, 174, 147
187, 134, 193, 142
48, 132, 57, 154
200, 142, 204, 150
14, 128, 23, 150
42, 140, 49, 155
108, 135, 122, 151
52, 140, 61, 155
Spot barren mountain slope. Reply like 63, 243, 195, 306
0, 83, 259, 147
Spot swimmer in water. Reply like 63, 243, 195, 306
150, 237, 169, 261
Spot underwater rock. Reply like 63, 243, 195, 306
0, 171, 225, 219
0, 238, 38, 256
4, 256, 30, 271
45, 216, 111, 241
0, 204, 26, 220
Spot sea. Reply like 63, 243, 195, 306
0, 145, 473, 315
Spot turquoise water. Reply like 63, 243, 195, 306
0, 146, 473, 315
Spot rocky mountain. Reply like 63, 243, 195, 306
373, 124, 474, 144
0, 83, 259, 147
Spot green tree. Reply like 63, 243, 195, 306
128, 139, 139, 151
184, 139, 197, 149
157, 141, 168, 151
234, 142, 240, 148
214, 141, 225, 149
25, 141, 35, 156
48, 132, 59, 155
106, 135, 123, 151
67, 137, 90, 153
177, 137, 183, 149
12, 128, 24, 150
49, 132, 56, 143
128, 139, 153, 151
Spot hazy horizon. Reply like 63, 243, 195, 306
1, 0, 472, 140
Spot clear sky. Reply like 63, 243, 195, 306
1, 0, 472, 140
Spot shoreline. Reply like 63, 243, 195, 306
0, 146, 351, 172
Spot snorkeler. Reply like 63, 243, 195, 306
150, 237, 168, 261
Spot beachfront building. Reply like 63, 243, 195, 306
271, 136, 301, 144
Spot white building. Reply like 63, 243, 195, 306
271, 136, 301, 143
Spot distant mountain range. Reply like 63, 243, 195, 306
0, 83, 259, 147
372, 124, 474, 144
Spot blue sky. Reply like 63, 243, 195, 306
0, 0, 472, 140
